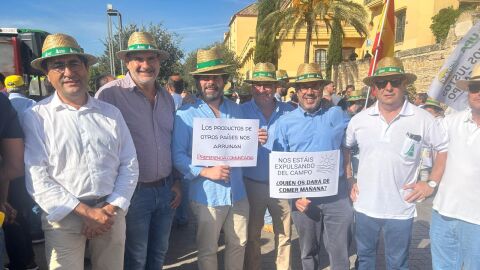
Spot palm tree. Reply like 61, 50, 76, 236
260, 0, 368, 64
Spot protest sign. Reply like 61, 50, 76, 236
192, 118, 259, 167
269, 150, 340, 199
428, 21, 480, 110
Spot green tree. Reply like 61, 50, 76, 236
95, 23, 184, 82
326, 18, 342, 79
182, 43, 241, 93
430, 6, 461, 44
254, 1, 280, 64
260, 0, 368, 63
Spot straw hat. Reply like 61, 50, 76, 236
244, 62, 277, 83
190, 48, 231, 76
421, 98, 443, 111
4, 75, 26, 92
116, 32, 169, 61
363, 57, 417, 86
456, 63, 480, 91
347, 88, 367, 102
276, 69, 293, 81
31, 33, 97, 73
290, 63, 326, 86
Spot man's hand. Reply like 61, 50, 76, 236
181, 92, 196, 105
258, 128, 268, 145
348, 177, 359, 202
403, 182, 435, 203
295, 198, 311, 213
170, 180, 182, 209
74, 203, 115, 239
0, 202, 17, 224
200, 165, 230, 182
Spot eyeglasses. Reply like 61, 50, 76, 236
298, 87, 322, 93
253, 83, 275, 90
468, 83, 480, 93
47, 60, 84, 73
373, 78, 404, 89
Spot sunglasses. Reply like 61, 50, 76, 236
468, 83, 480, 93
373, 78, 404, 89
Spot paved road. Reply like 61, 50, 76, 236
29, 198, 434, 270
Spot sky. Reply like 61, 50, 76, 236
1, 0, 255, 59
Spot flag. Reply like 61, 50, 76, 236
427, 22, 480, 111
368, 0, 395, 76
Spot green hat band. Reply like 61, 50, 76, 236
278, 75, 288, 80
374, 66, 404, 76
253, 71, 275, 78
349, 95, 366, 100
196, 59, 224, 69
128, 44, 157, 50
42, 47, 82, 58
297, 73, 322, 81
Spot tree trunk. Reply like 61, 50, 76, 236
304, 20, 313, 63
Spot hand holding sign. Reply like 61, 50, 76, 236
200, 165, 231, 182
258, 128, 268, 145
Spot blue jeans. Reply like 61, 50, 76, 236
124, 184, 175, 270
174, 178, 189, 225
355, 212, 413, 270
430, 210, 480, 270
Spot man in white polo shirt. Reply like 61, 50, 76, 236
429, 63, 480, 270
344, 57, 448, 270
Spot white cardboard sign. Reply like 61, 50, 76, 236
269, 150, 340, 199
192, 118, 259, 167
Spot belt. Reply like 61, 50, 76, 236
137, 178, 169, 188
79, 195, 108, 207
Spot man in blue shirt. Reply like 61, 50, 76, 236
173, 48, 251, 270
273, 63, 353, 270
242, 62, 294, 270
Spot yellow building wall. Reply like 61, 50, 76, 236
361, 0, 459, 54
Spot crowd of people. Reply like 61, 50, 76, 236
0, 30, 479, 270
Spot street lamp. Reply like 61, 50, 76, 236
106, 4, 124, 76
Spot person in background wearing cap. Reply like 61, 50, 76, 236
96, 31, 181, 269
23, 33, 139, 270
173, 47, 256, 270
344, 57, 448, 270
429, 63, 480, 269
273, 63, 352, 270
274, 69, 291, 102
421, 98, 444, 119
4, 75, 39, 270
242, 63, 294, 270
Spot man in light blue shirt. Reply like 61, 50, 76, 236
173, 48, 249, 270
273, 63, 352, 270
242, 62, 294, 270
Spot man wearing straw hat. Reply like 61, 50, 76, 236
96, 31, 181, 269
429, 63, 480, 269
172, 47, 254, 270
273, 63, 353, 270
23, 33, 139, 270
242, 62, 294, 270
274, 69, 292, 102
344, 57, 448, 269
421, 98, 444, 119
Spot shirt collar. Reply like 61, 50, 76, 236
7, 93, 25, 98
51, 91, 100, 111
298, 104, 324, 116
368, 99, 413, 116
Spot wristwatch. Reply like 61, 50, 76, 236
427, 180, 438, 189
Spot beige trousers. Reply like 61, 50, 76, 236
244, 178, 292, 270
42, 209, 126, 270
191, 199, 249, 270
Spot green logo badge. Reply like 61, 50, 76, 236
405, 144, 415, 157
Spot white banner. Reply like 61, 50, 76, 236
192, 118, 259, 167
428, 22, 480, 110
269, 150, 340, 199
